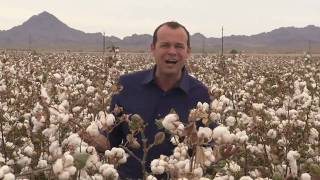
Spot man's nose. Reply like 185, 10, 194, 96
167, 46, 177, 55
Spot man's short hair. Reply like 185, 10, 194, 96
152, 21, 190, 48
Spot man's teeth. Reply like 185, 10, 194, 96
165, 59, 177, 64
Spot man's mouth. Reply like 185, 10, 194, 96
165, 59, 178, 64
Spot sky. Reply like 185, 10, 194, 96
0, 0, 319, 39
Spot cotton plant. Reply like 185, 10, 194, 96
52, 152, 77, 180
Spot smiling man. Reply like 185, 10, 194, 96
103, 22, 211, 179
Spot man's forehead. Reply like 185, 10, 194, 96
157, 26, 188, 43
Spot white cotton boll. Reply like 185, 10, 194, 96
199, 178, 210, 180
3, 173, 15, 180
106, 114, 115, 127
197, 127, 212, 141
17, 156, 31, 166
147, 175, 157, 180
267, 129, 277, 139
64, 74, 73, 86
287, 151, 300, 177
91, 174, 104, 180
162, 113, 179, 131
40, 85, 51, 104
86, 79, 92, 86
86, 146, 96, 154
222, 133, 236, 144
301, 173, 311, 180
226, 116, 236, 126
252, 103, 264, 111
23, 146, 34, 156
170, 136, 179, 145
276, 108, 287, 117
211, 99, 223, 112
53, 159, 64, 174
58, 171, 70, 180
86, 122, 100, 137
0, 165, 11, 175
176, 123, 184, 135
239, 176, 253, 180
64, 166, 77, 175
229, 161, 241, 173
236, 131, 248, 143
72, 106, 82, 113
212, 126, 229, 139
175, 160, 187, 169
53, 73, 62, 80
37, 159, 48, 168
193, 167, 203, 177
63, 154, 74, 167
42, 124, 58, 138
0, 84, 7, 92
151, 165, 165, 174
86, 86, 95, 94
210, 112, 221, 122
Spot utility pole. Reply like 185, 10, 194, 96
221, 26, 224, 56
308, 40, 311, 54
103, 32, 106, 54
28, 33, 32, 51
202, 37, 205, 55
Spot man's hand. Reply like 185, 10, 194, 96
79, 131, 111, 153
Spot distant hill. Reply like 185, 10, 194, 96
1, 11, 320, 53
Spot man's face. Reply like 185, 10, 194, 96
151, 25, 191, 79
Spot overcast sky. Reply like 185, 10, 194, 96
1, 0, 319, 39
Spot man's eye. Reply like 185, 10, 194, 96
160, 44, 170, 48
175, 44, 185, 49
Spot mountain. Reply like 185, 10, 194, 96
0, 11, 320, 53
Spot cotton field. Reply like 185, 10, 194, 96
1, 51, 320, 180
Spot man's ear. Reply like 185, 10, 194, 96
150, 44, 155, 51
187, 47, 191, 57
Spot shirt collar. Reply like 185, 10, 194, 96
142, 66, 190, 94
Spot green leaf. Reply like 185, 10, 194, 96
73, 152, 90, 169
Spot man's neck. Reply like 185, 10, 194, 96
155, 72, 182, 92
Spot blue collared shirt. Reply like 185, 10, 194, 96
108, 67, 210, 179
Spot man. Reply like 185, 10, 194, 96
98, 21, 210, 179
